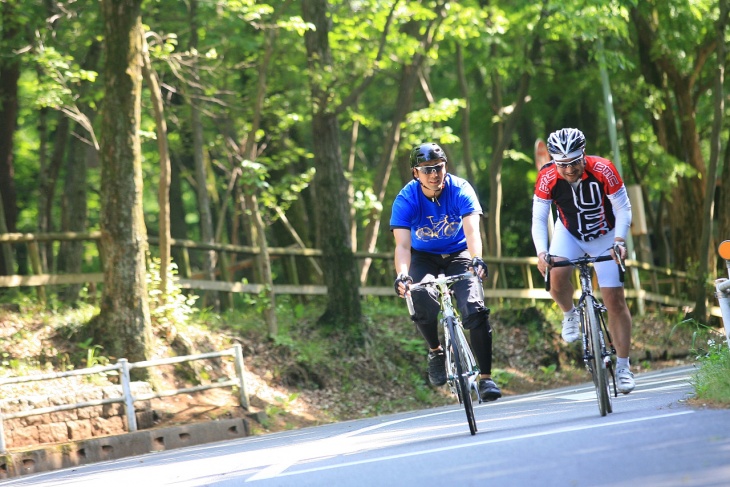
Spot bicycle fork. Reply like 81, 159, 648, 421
596, 304, 618, 396
580, 300, 618, 394
442, 316, 480, 402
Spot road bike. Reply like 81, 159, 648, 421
406, 271, 482, 435
545, 249, 625, 417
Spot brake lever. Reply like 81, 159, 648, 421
612, 243, 626, 272
544, 253, 552, 292
612, 243, 626, 283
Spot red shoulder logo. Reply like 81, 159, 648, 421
536, 164, 557, 198
587, 157, 621, 192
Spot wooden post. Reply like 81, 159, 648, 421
218, 250, 234, 310
27, 241, 46, 303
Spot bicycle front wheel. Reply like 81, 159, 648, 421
446, 316, 477, 435
585, 295, 611, 416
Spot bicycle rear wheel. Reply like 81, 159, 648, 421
447, 316, 477, 435
585, 296, 611, 416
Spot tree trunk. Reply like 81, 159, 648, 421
0, 193, 13, 273
347, 120, 359, 252
58, 132, 91, 303
188, 0, 219, 310
358, 61, 421, 285
0, 1, 21, 275
456, 44, 475, 184
233, 17, 280, 335
302, 0, 361, 327
142, 41, 172, 301
631, 6, 709, 271
719, 142, 730, 273
488, 68, 533, 287
620, 114, 666, 265
692, 1, 727, 320
245, 192, 277, 335
38, 113, 69, 270
668, 83, 706, 270
58, 40, 101, 302
92, 0, 153, 370
169, 152, 191, 275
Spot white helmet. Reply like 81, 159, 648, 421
547, 128, 586, 160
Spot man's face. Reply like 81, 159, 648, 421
553, 153, 585, 183
413, 159, 446, 191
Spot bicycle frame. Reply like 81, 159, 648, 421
406, 271, 481, 434
546, 253, 618, 416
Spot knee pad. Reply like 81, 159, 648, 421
410, 288, 440, 324
463, 309, 491, 331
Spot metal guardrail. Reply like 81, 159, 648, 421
0, 344, 249, 454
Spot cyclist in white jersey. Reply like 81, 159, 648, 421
531, 128, 636, 394
391, 142, 501, 402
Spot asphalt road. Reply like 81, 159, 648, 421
4, 365, 729, 487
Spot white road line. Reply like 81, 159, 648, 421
246, 370, 695, 481
244, 407, 467, 482
245, 410, 694, 481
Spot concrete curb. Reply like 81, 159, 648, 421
0, 417, 250, 479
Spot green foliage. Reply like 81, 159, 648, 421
76, 337, 109, 369
672, 318, 715, 350
146, 256, 200, 330
1, 352, 28, 376
32, 47, 98, 110
538, 364, 558, 379
691, 339, 730, 405
262, 393, 301, 429
402, 99, 464, 148
491, 369, 514, 388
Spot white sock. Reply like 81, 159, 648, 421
563, 306, 577, 317
617, 357, 630, 370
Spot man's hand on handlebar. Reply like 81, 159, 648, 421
537, 251, 552, 276
611, 241, 627, 269
470, 257, 488, 280
393, 273, 413, 298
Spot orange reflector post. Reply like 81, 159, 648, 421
719, 240, 730, 260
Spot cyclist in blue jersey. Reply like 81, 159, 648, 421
391, 142, 501, 402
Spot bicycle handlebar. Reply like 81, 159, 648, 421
405, 271, 479, 316
544, 253, 623, 292
549, 254, 614, 268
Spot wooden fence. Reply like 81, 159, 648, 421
0, 231, 721, 317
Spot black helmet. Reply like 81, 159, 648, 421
546, 128, 586, 159
410, 143, 447, 168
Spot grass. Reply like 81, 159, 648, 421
691, 337, 730, 406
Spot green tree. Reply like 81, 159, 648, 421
88, 0, 153, 369
629, 1, 719, 271
302, 0, 362, 327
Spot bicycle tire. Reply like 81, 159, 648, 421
454, 324, 480, 394
447, 316, 477, 435
585, 296, 611, 416
599, 313, 614, 414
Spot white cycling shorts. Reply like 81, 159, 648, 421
549, 220, 623, 288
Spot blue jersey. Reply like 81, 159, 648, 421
390, 174, 482, 254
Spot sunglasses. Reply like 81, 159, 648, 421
554, 155, 584, 169
415, 162, 446, 174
